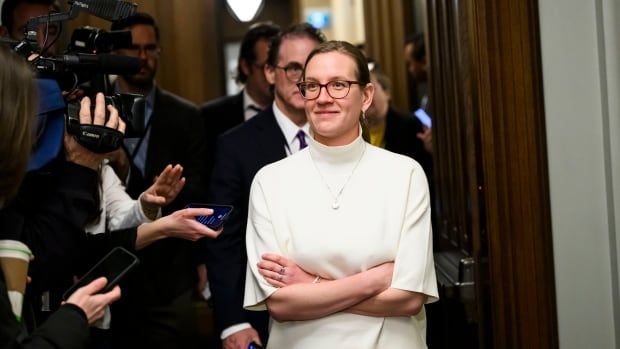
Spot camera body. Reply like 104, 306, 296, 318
66, 93, 145, 153
68, 26, 132, 54
63, 25, 146, 152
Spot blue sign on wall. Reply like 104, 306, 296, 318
306, 10, 331, 29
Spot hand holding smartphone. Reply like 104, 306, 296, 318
63, 246, 139, 300
185, 203, 234, 230
414, 108, 432, 128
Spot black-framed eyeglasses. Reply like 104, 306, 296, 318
297, 80, 362, 100
275, 63, 304, 81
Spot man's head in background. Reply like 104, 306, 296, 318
111, 12, 160, 92
236, 21, 280, 107
265, 23, 326, 125
0, 0, 60, 53
404, 32, 427, 82
365, 62, 392, 127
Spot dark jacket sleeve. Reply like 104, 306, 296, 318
0, 274, 89, 349
204, 134, 252, 334
0, 160, 100, 297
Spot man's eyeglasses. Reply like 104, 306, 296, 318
297, 80, 362, 100
275, 63, 303, 82
123, 44, 160, 57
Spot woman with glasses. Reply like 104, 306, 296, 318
244, 41, 438, 348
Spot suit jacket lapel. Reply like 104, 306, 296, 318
144, 87, 164, 181
233, 92, 245, 125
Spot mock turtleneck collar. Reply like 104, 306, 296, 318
308, 126, 366, 165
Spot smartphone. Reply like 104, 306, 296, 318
62, 246, 139, 300
248, 343, 264, 349
414, 108, 432, 128
185, 203, 234, 230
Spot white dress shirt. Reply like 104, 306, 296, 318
272, 101, 309, 155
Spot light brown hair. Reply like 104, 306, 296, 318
0, 45, 36, 203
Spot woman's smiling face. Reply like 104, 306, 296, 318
303, 51, 374, 146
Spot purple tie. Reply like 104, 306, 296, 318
296, 130, 307, 150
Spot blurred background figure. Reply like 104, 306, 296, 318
200, 21, 281, 182
0, 0, 60, 53
404, 32, 428, 110
365, 62, 432, 175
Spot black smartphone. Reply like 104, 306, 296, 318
185, 203, 234, 230
248, 343, 264, 349
62, 246, 139, 300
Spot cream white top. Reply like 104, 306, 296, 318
244, 132, 438, 349
85, 162, 159, 235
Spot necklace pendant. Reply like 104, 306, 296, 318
331, 201, 340, 210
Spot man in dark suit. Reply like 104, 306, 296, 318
106, 13, 208, 349
205, 23, 326, 349
201, 22, 280, 138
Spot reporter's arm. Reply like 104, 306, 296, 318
134, 207, 221, 250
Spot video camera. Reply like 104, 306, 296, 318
4, 0, 145, 154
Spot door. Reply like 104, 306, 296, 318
426, 0, 559, 348
362, 0, 558, 347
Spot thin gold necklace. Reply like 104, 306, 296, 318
309, 143, 366, 210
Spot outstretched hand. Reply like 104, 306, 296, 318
257, 253, 317, 288
161, 207, 223, 241
141, 164, 185, 208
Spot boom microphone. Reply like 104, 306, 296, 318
69, 0, 137, 21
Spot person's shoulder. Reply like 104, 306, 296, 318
367, 143, 423, 172
199, 93, 242, 112
387, 108, 423, 131
156, 88, 198, 112
222, 108, 274, 138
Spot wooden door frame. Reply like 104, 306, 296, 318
431, 0, 559, 347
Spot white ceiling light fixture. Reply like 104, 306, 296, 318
226, 0, 264, 22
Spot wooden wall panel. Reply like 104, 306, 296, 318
362, 0, 412, 111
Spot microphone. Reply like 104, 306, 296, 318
69, 0, 137, 21
43, 54, 142, 75
0, 37, 21, 48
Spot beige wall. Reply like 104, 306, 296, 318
539, 0, 620, 347
299, 0, 365, 43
